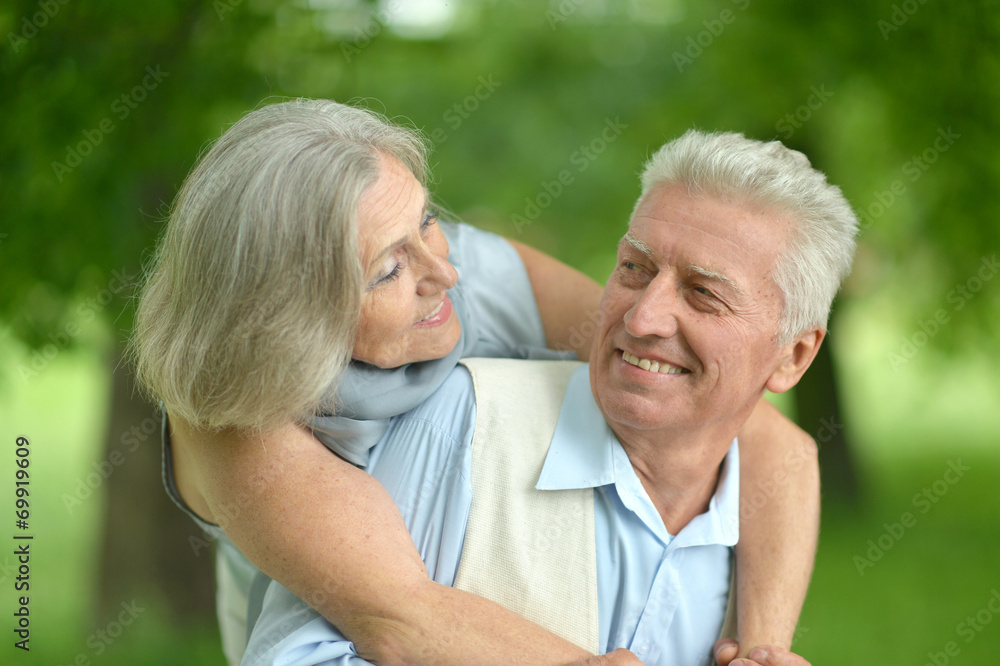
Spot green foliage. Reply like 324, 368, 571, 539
1, 0, 273, 348
2, 0, 997, 357
1, 3, 997, 661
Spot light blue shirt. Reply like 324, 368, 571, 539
243, 365, 739, 666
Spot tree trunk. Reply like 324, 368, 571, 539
96, 347, 216, 624
793, 314, 862, 504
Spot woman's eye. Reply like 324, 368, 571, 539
421, 210, 439, 231
369, 263, 401, 289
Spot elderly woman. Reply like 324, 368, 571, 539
132, 99, 818, 666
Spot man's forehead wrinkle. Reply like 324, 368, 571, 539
629, 213, 752, 258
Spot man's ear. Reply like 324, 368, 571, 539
765, 328, 825, 394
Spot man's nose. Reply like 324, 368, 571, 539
623, 277, 680, 340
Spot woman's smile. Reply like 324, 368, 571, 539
414, 295, 452, 327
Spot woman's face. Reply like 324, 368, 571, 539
352, 155, 462, 368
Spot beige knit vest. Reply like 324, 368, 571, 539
454, 358, 599, 652
453, 357, 739, 654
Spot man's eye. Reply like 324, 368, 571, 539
623, 261, 640, 271
693, 285, 713, 297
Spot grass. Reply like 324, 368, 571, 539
0, 300, 997, 664
798, 449, 1000, 663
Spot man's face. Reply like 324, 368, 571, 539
590, 183, 795, 440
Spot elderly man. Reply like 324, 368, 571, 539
242, 130, 857, 666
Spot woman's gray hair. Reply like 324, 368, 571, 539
638, 129, 857, 344
130, 98, 428, 431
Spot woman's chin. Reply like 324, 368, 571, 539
353, 317, 462, 369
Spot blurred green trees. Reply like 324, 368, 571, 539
4, 0, 997, 352
1, 0, 998, 661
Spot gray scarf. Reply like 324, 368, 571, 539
310, 280, 573, 466
310, 284, 472, 467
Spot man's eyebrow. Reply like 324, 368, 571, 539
620, 232, 745, 298
619, 232, 655, 258
686, 264, 744, 298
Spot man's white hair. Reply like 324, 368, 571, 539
130, 98, 428, 431
638, 129, 858, 344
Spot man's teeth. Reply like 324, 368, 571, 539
622, 351, 686, 374
420, 301, 444, 322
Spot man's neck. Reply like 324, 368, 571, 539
613, 422, 738, 536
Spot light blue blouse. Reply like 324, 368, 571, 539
243, 364, 738, 666
162, 221, 566, 664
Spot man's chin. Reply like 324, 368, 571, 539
595, 386, 679, 434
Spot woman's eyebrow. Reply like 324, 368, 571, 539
371, 193, 430, 263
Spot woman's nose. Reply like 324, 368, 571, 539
416, 236, 458, 295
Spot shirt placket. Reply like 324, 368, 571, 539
628, 549, 683, 664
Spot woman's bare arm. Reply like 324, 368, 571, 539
170, 416, 598, 666
511, 239, 819, 655
508, 239, 603, 361
728, 401, 820, 656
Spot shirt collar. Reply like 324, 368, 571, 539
536, 364, 739, 549
671, 439, 740, 549
536, 364, 617, 491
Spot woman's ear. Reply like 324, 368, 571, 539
765, 328, 825, 394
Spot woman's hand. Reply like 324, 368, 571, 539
714, 639, 811, 666
570, 648, 644, 666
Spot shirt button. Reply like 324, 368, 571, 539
636, 641, 650, 655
